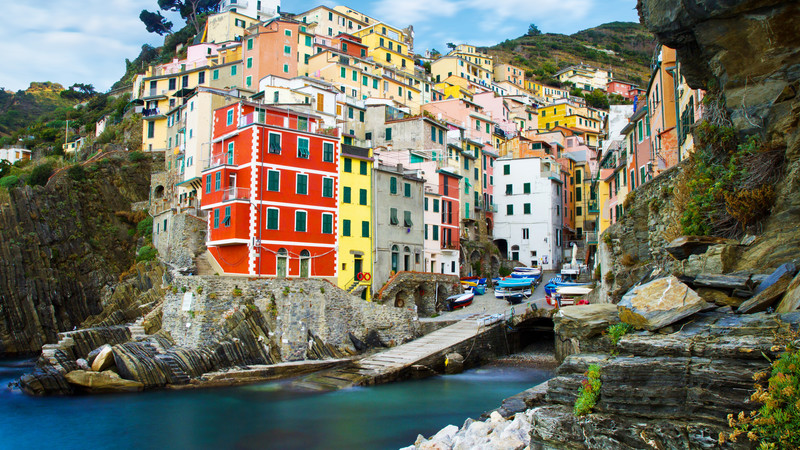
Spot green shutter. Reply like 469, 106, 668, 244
322, 214, 333, 234
359, 189, 367, 205
297, 174, 308, 194
268, 170, 280, 191
343, 219, 351, 236
344, 158, 352, 172
323, 178, 333, 197
296, 211, 307, 231
267, 209, 279, 230
390, 177, 397, 194
359, 161, 367, 175
343, 186, 351, 203
404, 182, 411, 197
361, 220, 369, 237
524, 203, 531, 214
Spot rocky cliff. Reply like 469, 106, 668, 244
0, 153, 154, 355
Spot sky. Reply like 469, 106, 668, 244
0, 0, 639, 93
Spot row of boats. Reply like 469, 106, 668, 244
447, 267, 593, 309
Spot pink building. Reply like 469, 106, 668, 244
607, 80, 644, 101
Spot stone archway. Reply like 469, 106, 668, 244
490, 256, 500, 277
153, 185, 165, 199
395, 290, 409, 308
436, 285, 449, 311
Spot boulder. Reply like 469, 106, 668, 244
681, 244, 739, 277
618, 276, 713, 331
554, 304, 620, 340
76, 358, 90, 371
91, 345, 115, 372
444, 352, 464, 375
65, 370, 144, 393
753, 262, 797, 295
665, 236, 736, 261
738, 271, 795, 314
696, 288, 744, 308
775, 271, 800, 313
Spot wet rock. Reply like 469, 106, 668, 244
776, 271, 800, 313
737, 270, 795, 313
91, 345, 114, 372
618, 276, 713, 331
18, 366, 74, 396
444, 352, 464, 375
65, 370, 144, 393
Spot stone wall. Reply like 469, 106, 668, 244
162, 276, 420, 361
594, 165, 682, 303
373, 271, 462, 315
152, 212, 207, 270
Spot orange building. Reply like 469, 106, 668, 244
242, 18, 302, 90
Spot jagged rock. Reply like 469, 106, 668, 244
737, 271, 795, 313
553, 304, 619, 361
696, 288, 744, 308
65, 370, 144, 393
776, 271, 800, 313
18, 366, 74, 396
665, 236, 736, 261
91, 345, 114, 372
444, 352, 464, 374
348, 332, 367, 352
682, 244, 739, 277
618, 276, 713, 331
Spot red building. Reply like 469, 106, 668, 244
438, 170, 460, 250
607, 80, 645, 101
331, 33, 369, 59
201, 101, 339, 278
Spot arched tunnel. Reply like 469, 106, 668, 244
504, 316, 555, 355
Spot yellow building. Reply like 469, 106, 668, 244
353, 23, 414, 74
434, 77, 475, 101
525, 80, 569, 103
451, 44, 493, 72
537, 100, 603, 147
431, 55, 492, 87
493, 63, 525, 87
338, 144, 374, 300
204, 10, 257, 44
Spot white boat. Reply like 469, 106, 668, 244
554, 286, 593, 307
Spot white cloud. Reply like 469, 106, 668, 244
0, 0, 174, 92
372, 0, 460, 27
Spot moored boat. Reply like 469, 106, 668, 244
445, 292, 475, 311
495, 278, 533, 304
554, 286, 593, 307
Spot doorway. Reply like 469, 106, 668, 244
300, 249, 310, 277
276, 248, 288, 278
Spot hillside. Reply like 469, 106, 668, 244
485, 22, 657, 87
0, 83, 77, 138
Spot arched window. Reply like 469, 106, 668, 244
276, 248, 288, 278
299, 249, 310, 278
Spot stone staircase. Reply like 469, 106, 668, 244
194, 252, 216, 276
128, 318, 146, 340
157, 353, 190, 385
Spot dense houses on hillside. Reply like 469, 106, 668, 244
132, 1, 704, 297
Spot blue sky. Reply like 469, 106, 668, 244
0, 0, 638, 93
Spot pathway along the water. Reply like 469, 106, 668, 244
294, 286, 555, 391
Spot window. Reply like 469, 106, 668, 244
205, 174, 211, 193
343, 219, 351, 236
432, 225, 439, 240
268, 133, 281, 154
507, 204, 513, 215
169, 78, 176, 90
226, 109, 234, 125
522, 229, 529, 239
212, 69, 219, 80
343, 186, 351, 203
390, 177, 397, 194
323, 142, 334, 162
359, 161, 367, 175
523, 183, 531, 194
505, 184, 512, 195
295, 211, 307, 232
425, 224, 428, 240
576, 206, 583, 216
404, 211, 413, 227
147, 121, 155, 138
362, 221, 369, 237
296, 174, 308, 195
431, 126, 436, 141
231, 65, 237, 76
284, 29, 292, 37
503, 164, 510, 175
322, 213, 333, 234
359, 188, 367, 205
404, 182, 411, 197
359, 111, 365, 122
322, 177, 334, 198
283, 45, 291, 54
343, 158, 352, 172
433, 199, 440, 212
390, 208, 399, 225
524, 203, 531, 214
246, 57, 253, 68
214, 172, 221, 191
385, 127, 392, 140
297, 137, 309, 158
246, 76, 252, 87
213, 209, 220, 228
263, 208, 278, 230
424, 197, 428, 211
576, 187, 582, 201
305, 35, 312, 46
247, 38, 254, 50
267, 170, 280, 191
438, 129, 443, 144
223, 206, 231, 227
340, 67, 346, 78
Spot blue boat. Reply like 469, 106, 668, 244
544, 274, 592, 305
495, 278, 533, 304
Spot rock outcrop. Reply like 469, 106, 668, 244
0, 153, 154, 356
618, 276, 713, 330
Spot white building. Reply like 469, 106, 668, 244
493, 156, 563, 270
218, 0, 280, 22
0, 147, 31, 164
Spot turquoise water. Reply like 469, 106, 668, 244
0, 359, 552, 450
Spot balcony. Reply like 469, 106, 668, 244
588, 200, 599, 213
441, 241, 459, 250
143, 89, 168, 100
142, 108, 165, 120
238, 111, 340, 138
585, 232, 598, 245
202, 153, 236, 171
221, 187, 251, 202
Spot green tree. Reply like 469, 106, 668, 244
140, 10, 173, 35
28, 163, 54, 187
584, 89, 610, 110
527, 24, 542, 36
155, 0, 219, 34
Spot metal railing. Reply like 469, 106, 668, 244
584, 232, 598, 244
221, 187, 250, 202
202, 153, 236, 170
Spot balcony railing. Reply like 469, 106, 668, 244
221, 187, 251, 202
441, 241, 458, 250
144, 89, 169, 98
202, 153, 236, 170
585, 232, 598, 244
588, 200, 599, 213
142, 108, 163, 118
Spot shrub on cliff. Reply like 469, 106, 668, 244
723, 327, 800, 448
28, 162, 54, 186
136, 245, 157, 262
0, 175, 21, 189
67, 165, 86, 182
137, 217, 153, 237
574, 364, 601, 416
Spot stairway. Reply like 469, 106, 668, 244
157, 354, 190, 385
128, 318, 146, 340
194, 252, 215, 276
